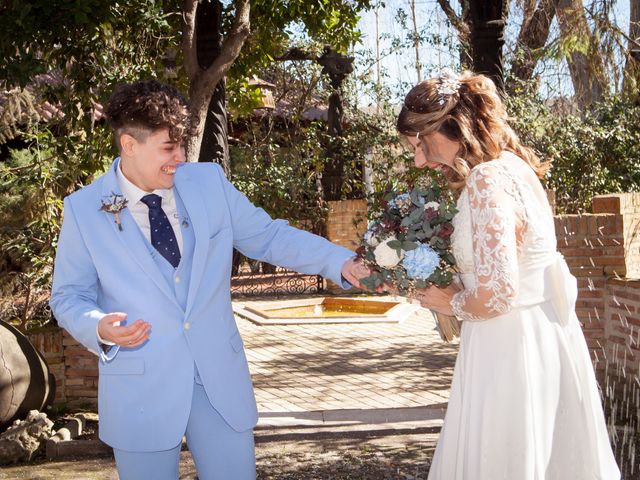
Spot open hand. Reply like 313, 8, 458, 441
341, 257, 372, 289
98, 312, 151, 348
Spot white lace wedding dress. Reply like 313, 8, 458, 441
427, 152, 620, 479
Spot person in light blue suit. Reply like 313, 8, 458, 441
49, 80, 368, 479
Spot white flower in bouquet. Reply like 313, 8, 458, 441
424, 201, 440, 211
373, 237, 404, 268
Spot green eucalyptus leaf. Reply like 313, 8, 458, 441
409, 207, 424, 223
401, 241, 418, 250
387, 240, 402, 249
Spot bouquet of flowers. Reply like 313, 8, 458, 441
358, 183, 461, 341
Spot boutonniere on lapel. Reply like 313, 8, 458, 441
100, 193, 128, 231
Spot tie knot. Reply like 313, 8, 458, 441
141, 193, 162, 210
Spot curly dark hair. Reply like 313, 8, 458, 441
104, 79, 192, 150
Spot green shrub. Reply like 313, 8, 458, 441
507, 93, 640, 214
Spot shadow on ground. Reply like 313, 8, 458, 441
1, 431, 437, 480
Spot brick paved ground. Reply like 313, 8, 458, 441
237, 295, 459, 415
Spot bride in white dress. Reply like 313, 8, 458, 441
397, 70, 620, 479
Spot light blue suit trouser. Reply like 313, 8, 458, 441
113, 379, 256, 480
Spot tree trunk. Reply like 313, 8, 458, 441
555, 0, 607, 108
436, 0, 472, 68
182, 0, 250, 163
623, 0, 640, 101
468, 0, 510, 92
20, 281, 32, 331
199, 81, 230, 174
195, 0, 230, 175
185, 80, 215, 163
510, 0, 559, 87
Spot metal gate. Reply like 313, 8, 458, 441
230, 250, 323, 297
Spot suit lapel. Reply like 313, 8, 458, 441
101, 159, 182, 310
173, 167, 210, 318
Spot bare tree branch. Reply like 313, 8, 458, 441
556, 0, 607, 108
520, 0, 539, 29
193, 0, 250, 97
182, 0, 198, 79
511, 0, 560, 83
437, 0, 471, 41
623, 0, 640, 97
183, 0, 251, 161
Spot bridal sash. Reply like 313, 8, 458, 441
459, 252, 578, 326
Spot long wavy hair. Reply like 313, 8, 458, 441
396, 71, 550, 191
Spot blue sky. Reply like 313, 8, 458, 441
354, 0, 632, 101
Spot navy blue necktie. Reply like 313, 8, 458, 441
141, 194, 181, 268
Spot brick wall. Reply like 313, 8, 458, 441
27, 326, 65, 405
601, 276, 640, 472
604, 278, 640, 379
61, 330, 98, 408
554, 193, 640, 377
325, 199, 368, 252
325, 199, 368, 292
27, 328, 98, 408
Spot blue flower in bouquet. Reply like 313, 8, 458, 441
388, 193, 411, 212
402, 244, 440, 280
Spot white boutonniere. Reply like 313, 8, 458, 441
100, 193, 128, 231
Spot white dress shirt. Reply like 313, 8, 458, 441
97, 160, 184, 346
116, 160, 184, 254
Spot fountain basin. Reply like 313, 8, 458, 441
233, 296, 420, 325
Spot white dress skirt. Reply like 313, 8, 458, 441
427, 154, 620, 479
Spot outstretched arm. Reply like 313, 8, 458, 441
214, 165, 356, 287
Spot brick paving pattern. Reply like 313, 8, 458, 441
237, 298, 459, 413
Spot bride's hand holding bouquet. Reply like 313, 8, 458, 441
358, 183, 461, 340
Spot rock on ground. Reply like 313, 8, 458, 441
0, 410, 54, 465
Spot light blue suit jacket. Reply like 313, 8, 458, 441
50, 159, 353, 452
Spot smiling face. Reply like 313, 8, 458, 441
406, 131, 460, 177
119, 128, 185, 192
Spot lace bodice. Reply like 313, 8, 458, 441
450, 153, 557, 321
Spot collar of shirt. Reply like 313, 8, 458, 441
116, 157, 174, 208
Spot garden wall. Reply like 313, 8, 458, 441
554, 193, 640, 380
27, 327, 97, 408
324, 199, 368, 292
325, 199, 368, 252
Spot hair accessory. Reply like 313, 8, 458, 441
436, 68, 460, 105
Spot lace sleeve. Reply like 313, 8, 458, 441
450, 163, 519, 321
